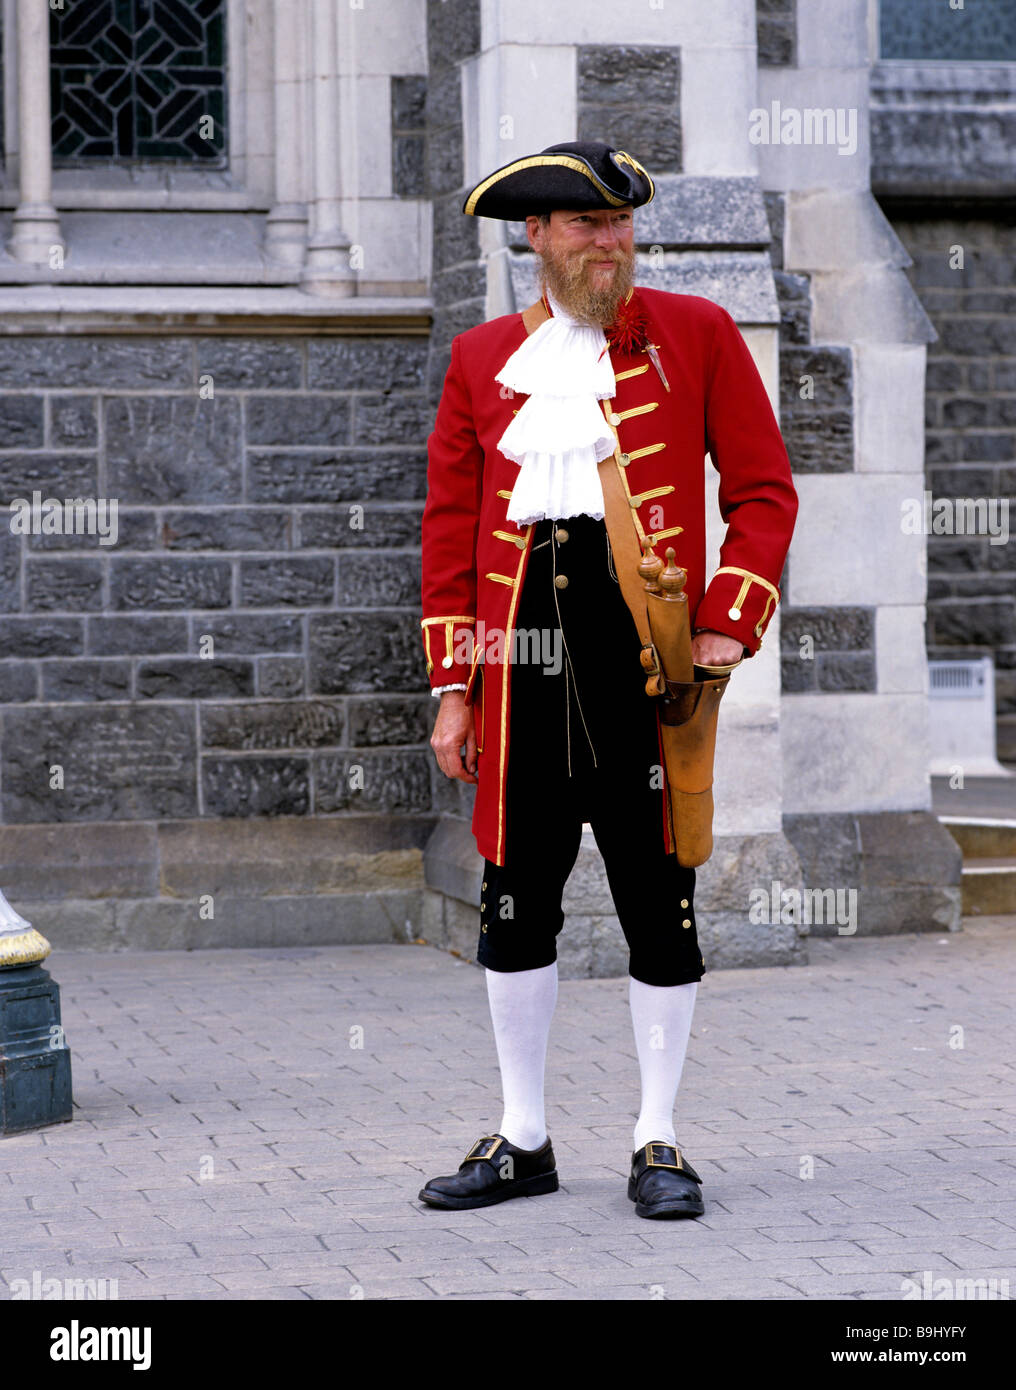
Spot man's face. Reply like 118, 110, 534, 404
526, 206, 636, 327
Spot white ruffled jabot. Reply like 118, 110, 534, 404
496, 287, 616, 527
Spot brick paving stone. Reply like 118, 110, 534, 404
778, 1274, 920, 1297
122, 1275, 237, 1296
418, 1270, 577, 1295
299, 1278, 435, 1299
2, 919, 1014, 1300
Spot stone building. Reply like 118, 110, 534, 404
0, 0, 1009, 969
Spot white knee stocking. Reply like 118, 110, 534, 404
629, 978, 697, 1151
484, 962, 558, 1151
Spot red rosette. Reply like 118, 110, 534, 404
605, 295, 649, 355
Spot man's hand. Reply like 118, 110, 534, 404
430, 689, 478, 784
691, 629, 744, 667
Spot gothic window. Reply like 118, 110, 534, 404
49, 0, 228, 164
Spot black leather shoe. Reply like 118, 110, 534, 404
627, 1141, 705, 1219
418, 1133, 559, 1210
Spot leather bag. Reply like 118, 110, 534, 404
594, 405, 736, 868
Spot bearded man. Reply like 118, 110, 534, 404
417, 141, 798, 1218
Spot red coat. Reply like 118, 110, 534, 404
421, 286, 798, 866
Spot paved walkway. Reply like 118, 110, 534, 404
2, 919, 1015, 1301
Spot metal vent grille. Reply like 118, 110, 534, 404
929, 660, 989, 700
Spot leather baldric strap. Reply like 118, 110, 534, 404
521, 297, 550, 335
596, 437, 654, 652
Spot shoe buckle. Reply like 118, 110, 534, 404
645, 1142, 683, 1170
464, 1135, 503, 1163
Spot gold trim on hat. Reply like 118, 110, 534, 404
612, 150, 655, 202
464, 154, 635, 216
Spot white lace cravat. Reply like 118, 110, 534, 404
496, 287, 616, 527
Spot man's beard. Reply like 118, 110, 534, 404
537, 241, 636, 328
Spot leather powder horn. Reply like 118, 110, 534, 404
636, 544, 733, 867
586, 378, 740, 867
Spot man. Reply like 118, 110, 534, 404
417, 141, 798, 1218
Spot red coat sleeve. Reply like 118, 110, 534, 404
420, 334, 483, 690
693, 305, 799, 656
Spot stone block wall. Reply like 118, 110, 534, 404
872, 60, 1016, 750
888, 216, 1016, 726
0, 331, 446, 945
424, 0, 484, 401
763, 192, 876, 698
391, 75, 427, 199
760, 168, 961, 933
576, 45, 681, 168
757, 0, 797, 68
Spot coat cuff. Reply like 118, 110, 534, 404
694, 567, 781, 656
420, 615, 476, 688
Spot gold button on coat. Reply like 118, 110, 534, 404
554, 574, 569, 589
682, 919, 692, 928
441, 655, 453, 667
554, 528, 569, 543
680, 899, 689, 908
728, 607, 742, 621
608, 412, 621, 425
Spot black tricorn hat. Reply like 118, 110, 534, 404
462, 140, 655, 219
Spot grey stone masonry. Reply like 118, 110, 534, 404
874, 52, 1015, 733
391, 75, 427, 198
871, 63, 1016, 199
0, 333, 442, 838
780, 607, 876, 695
779, 347, 855, 473
0, 818, 437, 951
879, 1, 1016, 64
763, 193, 853, 470
756, 0, 797, 69
783, 812, 963, 938
762, 195, 865, 697
889, 215, 1016, 716
577, 46, 681, 170
765, 190, 813, 345
425, 0, 483, 401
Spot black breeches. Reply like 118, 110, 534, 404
476, 515, 706, 987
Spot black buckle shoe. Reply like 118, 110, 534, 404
627, 1141, 705, 1219
419, 1133, 559, 1210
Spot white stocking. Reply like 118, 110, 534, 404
484, 962, 558, 1151
629, 978, 697, 1151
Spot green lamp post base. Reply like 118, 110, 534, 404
0, 920, 73, 1137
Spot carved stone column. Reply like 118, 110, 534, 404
7, 0, 65, 264
300, 0, 355, 296
265, 0, 310, 265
